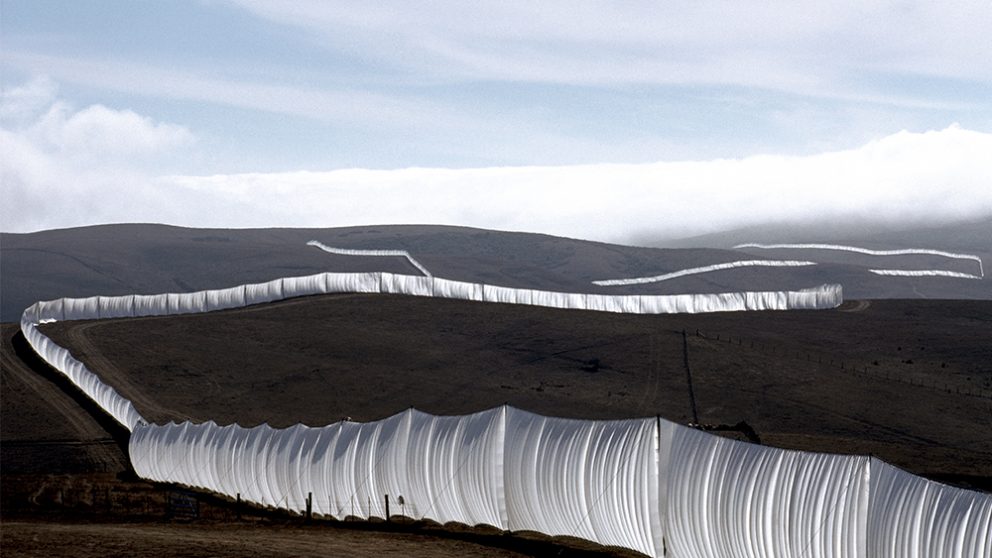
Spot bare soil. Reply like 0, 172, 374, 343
0, 521, 537, 558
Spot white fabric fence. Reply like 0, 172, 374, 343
18, 272, 842, 429
592, 260, 818, 287
734, 243, 985, 279
128, 407, 991, 558
18, 272, 990, 557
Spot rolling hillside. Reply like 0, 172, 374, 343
3, 220, 989, 323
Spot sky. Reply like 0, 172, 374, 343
2, 1, 991, 241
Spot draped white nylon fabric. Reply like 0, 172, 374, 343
36, 298, 66, 322
585, 293, 642, 313
245, 278, 284, 306
733, 243, 985, 278
530, 290, 588, 310
19, 305, 143, 430
204, 286, 247, 312
382, 273, 434, 297
868, 269, 983, 280
307, 240, 434, 277
502, 408, 660, 557
868, 460, 992, 558
325, 271, 383, 293
282, 274, 330, 299
134, 293, 170, 316
25, 271, 992, 558
167, 291, 208, 315
407, 407, 507, 528
64, 295, 101, 321
483, 284, 534, 305
664, 424, 869, 558
431, 278, 486, 302
788, 284, 845, 311
98, 295, 136, 319
124, 405, 991, 558
593, 260, 819, 286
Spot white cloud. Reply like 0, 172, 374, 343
154, 125, 989, 242
27, 102, 194, 159
3, 81, 989, 240
1, 78, 197, 231
0, 75, 60, 123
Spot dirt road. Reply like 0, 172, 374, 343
1, 521, 536, 558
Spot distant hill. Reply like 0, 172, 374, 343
2, 221, 989, 322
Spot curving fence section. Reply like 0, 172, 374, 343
665, 423, 870, 557
126, 408, 991, 558
307, 240, 434, 277
734, 243, 985, 280
868, 460, 992, 558
868, 269, 983, 280
20, 303, 144, 430
592, 259, 818, 287
17, 271, 991, 557
18, 272, 842, 429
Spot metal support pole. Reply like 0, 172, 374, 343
682, 329, 699, 425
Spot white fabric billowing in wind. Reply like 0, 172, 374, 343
868, 269, 983, 280
17, 275, 842, 433
431, 278, 486, 302
382, 272, 434, 297
134, 293, 170, 316
405, 407, 507, 528
502, 408, 660, 557
167, 291, 208, 315
124, 403, 992, 558
204, 286, 247, 312
98, 295, 135, 319
282, 273, 330, 299
593, 260, 817, 287
788, 284, 845, 310
245, 278, 285, 306
664, 423, 870, 558
131, 407, 508, 527
530, 290, 588, 310
307, 240, 433, 277
35, 268, 992, 558
35, 298, 66, 322
483, 284, 534, 305
19, 306, 143, 430
325, 271, 383, 293
584, 293, 642, 313
734, 243, 985, 278
64, 295, 101, 321
868, 459, 992, 558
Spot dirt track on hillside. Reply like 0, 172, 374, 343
1, 325, 129, 475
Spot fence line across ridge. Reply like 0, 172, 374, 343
18, 271, 990, 557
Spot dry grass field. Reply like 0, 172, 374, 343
33, 294, 992, 486
3, 220, 991, 555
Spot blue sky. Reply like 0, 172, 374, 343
2, 1, 991, 238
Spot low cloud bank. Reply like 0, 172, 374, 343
3, 81, 990, 243
168, 124, 992, 243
